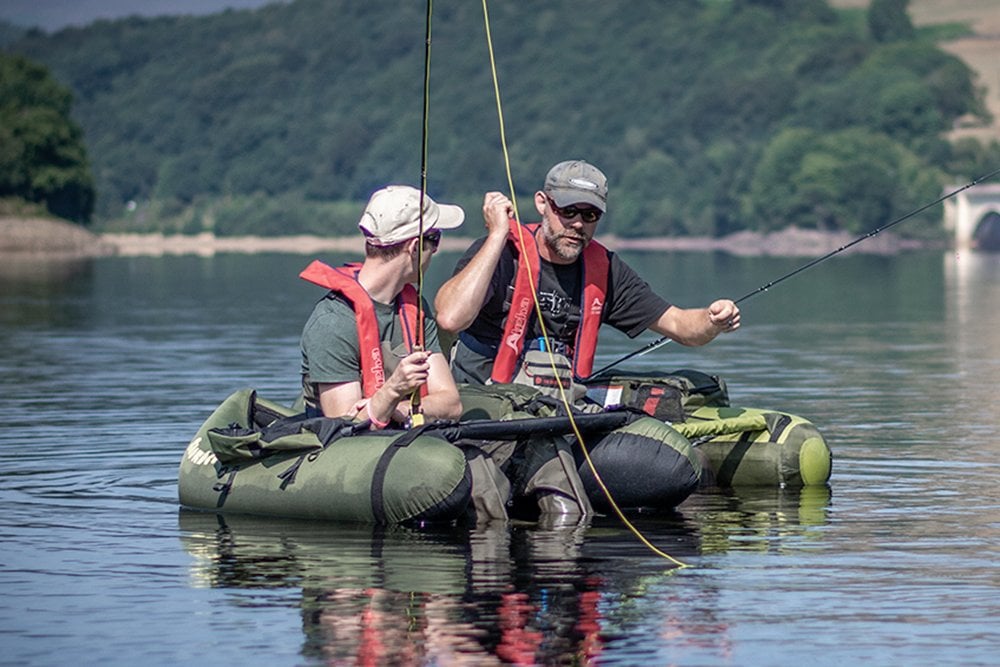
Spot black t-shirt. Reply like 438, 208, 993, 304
450, 234, 670, 382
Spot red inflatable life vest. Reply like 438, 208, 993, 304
491, 220, 610, 383
300, 260, 423, 398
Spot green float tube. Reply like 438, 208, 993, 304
584, 369, 832, 489
178, 389, 473, 524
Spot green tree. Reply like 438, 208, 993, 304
745, 127, 941, 235
947, 138, 1000, 181
615, 151, 688, 237
0, 54, 94, 222
868, 0, 915, 43
735, 0, 835, 23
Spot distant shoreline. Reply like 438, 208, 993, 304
91, 226, 942, 257
1, 216, 934, 259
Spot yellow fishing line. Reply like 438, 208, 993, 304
480, 0, 686, 568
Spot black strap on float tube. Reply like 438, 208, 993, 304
370, 424, 435, 523
583, 166, 1000, 381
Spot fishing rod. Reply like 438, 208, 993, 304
409, 0, 434, 427
437, 409, 633, 442
585, 166, 1000, 380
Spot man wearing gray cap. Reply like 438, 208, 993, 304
435, 160, 741, 391
299, 185, 464, 426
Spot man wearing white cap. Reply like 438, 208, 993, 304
299, 185, 465, 426
435, 160, 741, 391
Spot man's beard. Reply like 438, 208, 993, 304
541, 222, 587, 262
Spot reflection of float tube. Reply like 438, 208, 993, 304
692, 485, 831, 555
177, 511, 472, 595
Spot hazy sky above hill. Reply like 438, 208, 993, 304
0, 0, 283, 32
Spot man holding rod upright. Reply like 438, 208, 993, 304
434, 159, 741, 396
299, 185, 464, 427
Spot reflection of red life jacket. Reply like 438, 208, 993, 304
300, 260, 423, 398
492, 220, 610, 383
357, 588, 385, 667
496, 591, 543, 665
575, 577, 604, 662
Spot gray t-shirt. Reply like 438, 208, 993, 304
299, 292, 441, 408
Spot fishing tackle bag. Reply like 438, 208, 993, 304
583, 368, 730, 422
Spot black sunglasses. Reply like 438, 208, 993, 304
421, 229, 442, 249
546, 196, 602, 224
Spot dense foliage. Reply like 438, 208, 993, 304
4, 0, 995, 237
0, 53, 95, 222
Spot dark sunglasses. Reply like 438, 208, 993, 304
421, 229, 442, 249
547, 196, 602, 223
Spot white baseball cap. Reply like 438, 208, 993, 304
358, 185, 465, 246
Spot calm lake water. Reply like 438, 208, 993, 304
1, 246, 998, 666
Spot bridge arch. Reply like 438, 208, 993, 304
974, 211, 1000, 250
943, 183, 1000, 250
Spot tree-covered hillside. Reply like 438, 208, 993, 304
4, 0, 996, 237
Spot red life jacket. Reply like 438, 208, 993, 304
299, 260, 424, 398
491, 220, 610, 383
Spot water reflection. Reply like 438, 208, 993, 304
944, 250, 1000, 446
681, 486, 831, 555
0, 255, 97, 330
177, 485, 830, 663
0, 253, 96, 286
178, 512, 612, 663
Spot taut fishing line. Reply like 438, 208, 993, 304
586, 165, 1000, 380
481, 0, 687, 568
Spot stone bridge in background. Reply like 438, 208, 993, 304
943, 182, 1000, 251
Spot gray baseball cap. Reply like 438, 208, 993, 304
543, 160, 608, 212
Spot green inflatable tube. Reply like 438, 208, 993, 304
583, 369, 833, 489
178, 389, 472, 524
680, 406, 832, 488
